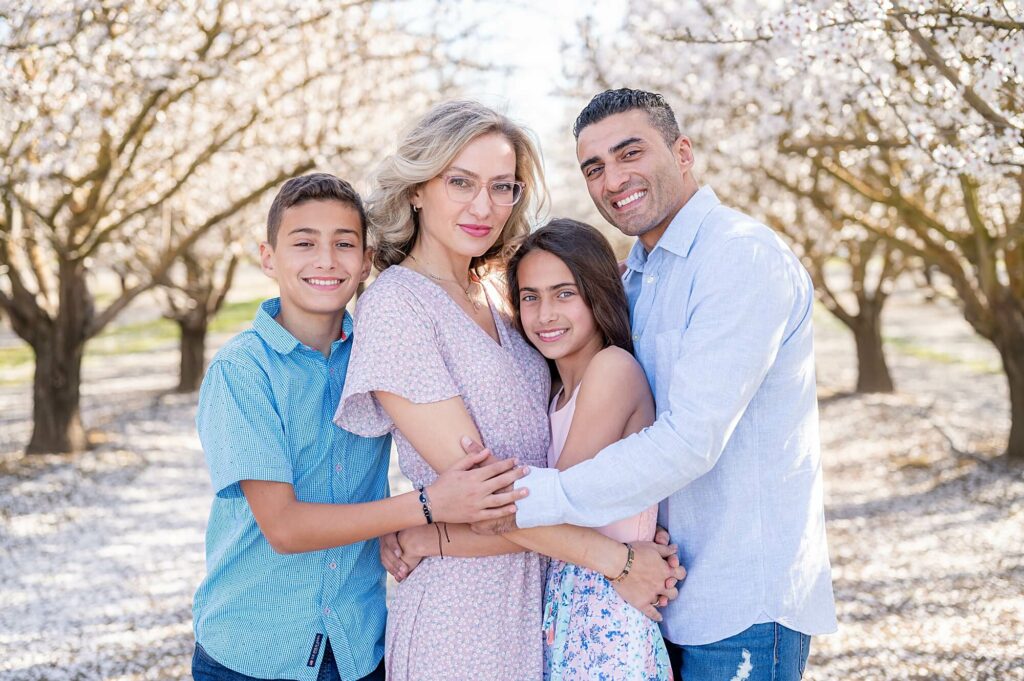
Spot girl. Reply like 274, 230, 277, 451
507, 218, 672, 680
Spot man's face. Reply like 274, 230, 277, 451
576, 110, 694, 250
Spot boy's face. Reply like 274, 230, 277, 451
259, 200, 371, 320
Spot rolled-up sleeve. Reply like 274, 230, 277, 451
515, 236, 799, 528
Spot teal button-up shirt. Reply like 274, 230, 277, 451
193, 298, 391, 680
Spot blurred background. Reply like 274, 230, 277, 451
1, 1, 1021, 679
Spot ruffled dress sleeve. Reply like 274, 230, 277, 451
334, 271, 460, 437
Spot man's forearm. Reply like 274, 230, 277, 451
513, 435, 710, 530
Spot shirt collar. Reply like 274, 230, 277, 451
625, 185, 721, 273
252, 297, 353, 356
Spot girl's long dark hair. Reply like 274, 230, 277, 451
506, 218, 633, 356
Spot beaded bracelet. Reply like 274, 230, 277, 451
417, 485, 433, 524
608, 543, 635, 583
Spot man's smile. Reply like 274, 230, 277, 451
612, 190, 647, 209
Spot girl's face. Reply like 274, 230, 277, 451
516, 249, 604, 362
411, 132, 517, 261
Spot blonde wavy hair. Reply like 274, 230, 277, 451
366, 100, 548, 272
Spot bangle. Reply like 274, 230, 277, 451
608, 543, 635, 583
417, 485, 433, 524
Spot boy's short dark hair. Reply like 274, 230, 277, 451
266, 173, 367, 247
573, 88, 681, 148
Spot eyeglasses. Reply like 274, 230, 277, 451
441, 174, 525, 206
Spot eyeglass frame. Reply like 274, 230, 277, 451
437, 173, 526, 207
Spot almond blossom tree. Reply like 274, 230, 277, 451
573, 0, 1024, 458
0, 0, 448, 453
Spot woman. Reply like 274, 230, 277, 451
334, 101, 675, 680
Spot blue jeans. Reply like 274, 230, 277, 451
665, 622, 811, 681
191, 639, 385, 681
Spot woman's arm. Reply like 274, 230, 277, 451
376, 351, 663, 578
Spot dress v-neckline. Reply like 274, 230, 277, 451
396, 265, 505, 349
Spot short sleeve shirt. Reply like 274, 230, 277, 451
193, 298, 392, 681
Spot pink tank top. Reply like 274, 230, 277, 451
547, 383, 658, 544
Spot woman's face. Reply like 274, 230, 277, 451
412, 132, 517, 261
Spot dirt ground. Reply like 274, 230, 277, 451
0, 288, 1021, 680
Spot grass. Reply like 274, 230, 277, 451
0, 297, 265, 371
208, 299, 263, 334
884, 336, 1002, 375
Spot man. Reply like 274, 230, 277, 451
477, 89, 837, 680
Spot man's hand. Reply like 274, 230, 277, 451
654, 524, 671, 546
651, 524, 684, 606
611, 541, 686, 621
459, 435, 523, 535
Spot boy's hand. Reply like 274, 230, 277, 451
427, 449, 529, 524
459, 435, 522, 535
610, 541, 687, 622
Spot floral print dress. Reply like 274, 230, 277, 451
335, 266, 551, 681
542, 384, 672, 681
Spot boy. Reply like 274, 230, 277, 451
192, 173, 527, 681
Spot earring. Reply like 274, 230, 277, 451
412, 205, 420, 213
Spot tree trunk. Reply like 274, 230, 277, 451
852, 310, 895, 394
992, 299, 1024, 461
26, 258, 92, 453
1005, 347, 1024, 462
27, 331, 88, 453
176, 311, 209, 393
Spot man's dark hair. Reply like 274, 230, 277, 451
266, 173, 367, 247
573, 88, 681, 147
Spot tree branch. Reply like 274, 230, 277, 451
87, 160, 315, 337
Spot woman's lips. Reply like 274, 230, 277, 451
459, 223, 492, 238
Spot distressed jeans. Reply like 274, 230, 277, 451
191, 639, 385, 681
665, 622, 811, 681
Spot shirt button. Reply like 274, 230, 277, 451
633, 334, 640, 341
323, 606, 331, 615
646, 275, 656, 283
335, 463, 343, 473
329, 561, 337, 570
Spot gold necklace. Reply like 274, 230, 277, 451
408, 254, 481, 311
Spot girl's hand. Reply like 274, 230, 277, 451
394, 529, 423, 579
380, 532, 413, 582
427, 450, 530, 524
610, 542, 686, 621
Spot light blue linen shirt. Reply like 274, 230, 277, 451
515, 187, 837, 645
193, 298, 391, 680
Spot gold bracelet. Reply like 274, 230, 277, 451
608, 543, 635, 583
